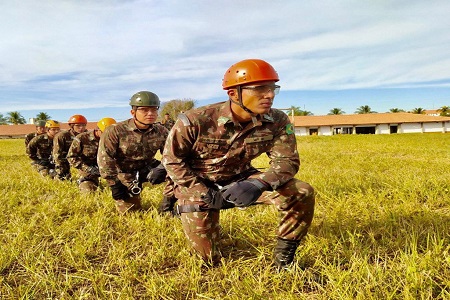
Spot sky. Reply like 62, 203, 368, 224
1, 0, 450, 123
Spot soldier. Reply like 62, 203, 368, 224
97, 91, 171, 214
162, 113, 175, 131
27, 120, 60, 178
68, 117, 116, 193
53, 114, 88, 180
162, 59, 315, 270
25, 120, 47, 147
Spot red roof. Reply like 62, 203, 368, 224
291, 112, 450, 127
0, 122, 99, 137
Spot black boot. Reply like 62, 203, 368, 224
273, 238, 301, 270
157, 196, 177, 215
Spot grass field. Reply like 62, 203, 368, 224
0, 134, 449, 299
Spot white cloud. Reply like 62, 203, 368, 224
1, 0, 450, 115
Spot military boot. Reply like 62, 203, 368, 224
157, 196, 177, 215
115, 196, 142, 214
273, 237, 301, 271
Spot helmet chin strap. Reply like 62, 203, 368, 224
230, 86, 259, 124
229, 86, 254, 114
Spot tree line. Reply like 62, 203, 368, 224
0, 99, 195, 125
288, 105, 450, 116
1, 102, 449, 125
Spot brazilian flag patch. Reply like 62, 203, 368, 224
286, 123, 294, 135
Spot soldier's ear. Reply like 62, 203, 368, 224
227, 89, 238, 100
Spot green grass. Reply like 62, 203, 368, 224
0, 134, 449, 299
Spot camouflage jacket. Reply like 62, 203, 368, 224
25, 132, 41, 147
27, 134, 54, 163
67, 130, 100, 172
53, 128, 85, 168
162, 100, 299, 199
162, 119, 175, 130
97, 118, 169, 186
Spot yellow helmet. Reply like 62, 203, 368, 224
45, 120, 60, 128
97, 117, 116, 132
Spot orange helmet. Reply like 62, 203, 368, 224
45, 120, 60, 128
222, 59, 279, 90
68, 114, 87, 124
97, 117, 116, 132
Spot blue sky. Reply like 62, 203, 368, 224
1, 0, 450, 122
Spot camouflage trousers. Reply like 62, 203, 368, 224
77, 170, 99, 193
177, 178, 315, 264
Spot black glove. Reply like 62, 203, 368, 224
87, 165, 100, 176
201, 188, 229, 210
110, 182, 131, 200
146, 164, 167, 184
38, 160, 50, 166
222, 179, 270, 207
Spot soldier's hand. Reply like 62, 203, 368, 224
201, 188, 228, 210
222, 179, 270, 207
146, 164, 167, 184
110, 182, 131, 200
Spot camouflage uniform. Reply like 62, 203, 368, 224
27, 134, 56, 178
162, 100, 315, 263
162, 118, 175, 131
97, 119, 169, 212
67, 130, 101, 193
53, 128, 86, 180
25, 132, 40, 147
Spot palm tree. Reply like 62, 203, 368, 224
355, 105, 376, 114
0, 114, 7, 125
288, 106, 313, 116
328, 108, 345, 115
389, 108, 405, 113
7, 111, 26, 125
411, 107, 425, 114
437, 106, 450, 117
36, 112, 51, 121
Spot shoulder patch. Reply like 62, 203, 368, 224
286, 123, 294, 135
178, 113, 191, 126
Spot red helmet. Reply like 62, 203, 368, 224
68, 114, 87, 124
222, 59, 279, 90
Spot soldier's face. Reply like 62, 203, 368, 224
131, 106, 159, 125
240, 80, 278, 115
47, 128, 60, 138
36, 126, 47, 134
72, 123, 87, 134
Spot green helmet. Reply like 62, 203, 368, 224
35, 120, 47, 127
129, 91, 160, 107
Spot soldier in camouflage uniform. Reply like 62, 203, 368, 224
53, 114, 88, 180
25, 120, 47, 147
68, 117, 116, 193
97, 91, 172, 214
27, 120, 60, 178
162, 59, 315, 270
162, 113, 175, 131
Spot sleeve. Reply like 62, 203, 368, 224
162, 119, 209, 198
27, 137, 39, 162
52, 133, 65, 168
97, 125, 120, 185
67, 137, 84, 170
251, 115, 300, 190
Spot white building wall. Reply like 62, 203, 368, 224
423, 122, 444, 133
296, 127, 307, 136
401, 123, 423, 133
319, 126, 332, 136
377, 124, 390, 134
